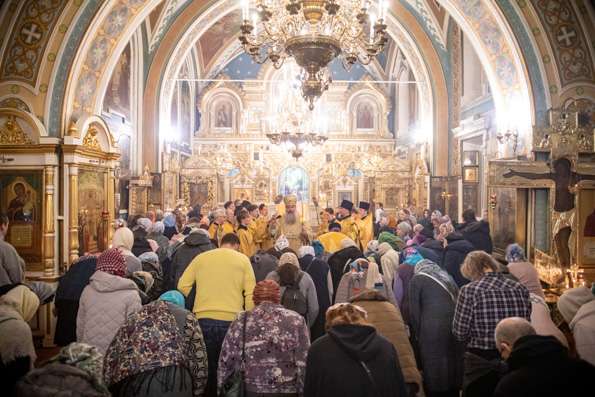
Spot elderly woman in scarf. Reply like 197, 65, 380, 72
378, 231, 406, 251
335, 258, 396, 306
163, 213, 178, 240
77, 248, 142, 354
265, 252, 319, 327
15, 342, 110, 396
218, 280, 310, 396
377, 242, 400, 285
0, 285, 40, 392
393, 247, 425, 322
298, 245, 332, 340
112, 227, 142, 275
54, 255, 97, 346
104, 290, 208, 397
505, 244, 567, 346
407, 260, 464, 397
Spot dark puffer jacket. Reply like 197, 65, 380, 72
420, 239, 444, 266
304, 324, 408, 397
459, 221, 493, 254
494, 334, 595, 397
442, 233, 474, 287
170, 231, 215, 288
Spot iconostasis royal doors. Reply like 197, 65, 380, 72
62, 116, 119, 265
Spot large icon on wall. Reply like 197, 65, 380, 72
213, 100, 233, 129
279, 166, 309, 202
0, 171, 43, 265
78, 170, 106, 256
356, 101, 375, 130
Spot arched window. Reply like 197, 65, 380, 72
278, 166, 309, 202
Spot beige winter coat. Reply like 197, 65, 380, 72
77, 270, 142, 353
350, 290, 424, 396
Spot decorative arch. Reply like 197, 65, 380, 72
198, 84, 243, 135
0, 107, 48, 144
346, 88, 388, 136
70, 114, 119, 155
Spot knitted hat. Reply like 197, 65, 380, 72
253, 280, 281, 306
298, 245, 315, 258
96, 248, 126, 277
274, 235, 290, 251
279, 252, 300, 268
159, 290, 185, 308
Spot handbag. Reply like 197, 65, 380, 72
220, 312, 248, 397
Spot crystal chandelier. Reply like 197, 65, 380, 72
266, 130, 328, 159
239, 0, 389, 110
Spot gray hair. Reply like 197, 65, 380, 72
413, 224, 424, 233
212, 208, 225, 218
150, 221, 165, 234
397, 222, 412, 234
495, 317, 536, 347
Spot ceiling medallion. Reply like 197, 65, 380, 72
239, 0, 388, 109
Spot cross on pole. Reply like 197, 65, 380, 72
21, 23, 42, 45
557, 26, 576, 47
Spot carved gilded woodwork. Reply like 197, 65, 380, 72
0, 115, 33, 145
82, 126, 101, 150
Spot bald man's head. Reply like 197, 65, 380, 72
495, 317, 536, 359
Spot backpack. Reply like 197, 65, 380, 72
280, 272, 308, 317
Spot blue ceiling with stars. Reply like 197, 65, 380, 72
220, 52, 387, 82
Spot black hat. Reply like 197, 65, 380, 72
359, 201, 370, 211
328, 222, 342, 231
339, 200, 354, 211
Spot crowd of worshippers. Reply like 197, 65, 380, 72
1, 199, 595, 396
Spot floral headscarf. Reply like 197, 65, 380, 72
505, 243, 526, 263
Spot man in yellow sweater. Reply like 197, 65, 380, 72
177, 233, 256, 396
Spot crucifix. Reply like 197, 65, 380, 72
504, 157, 595, 282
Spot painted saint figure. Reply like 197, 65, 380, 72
504, 158, 595, 281
7, 183, 35, 222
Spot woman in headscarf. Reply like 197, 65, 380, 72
54, 255, 97, 346
103, 290, 208, 397
163, 213, 178, 240
112, 227, 142, 275
218, 280, 310, 396
138, 251, 164, 301
378, 231, 405, 251
335, 258, 396, 306
505, 244, 567, 346
265, 252, 319, 327
407, 260, 463, 397
304, 303, 408, 397
147, 221, 170, 262
15, 342, 110, 396
393, 247, 425, 322
377, 242, 399, 285
77, 248, 142, 354
0, 285, 40, 392
298, 245, 332, 340
349, 289, 423, 396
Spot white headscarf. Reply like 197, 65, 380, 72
340, 238, 357, 249
298, 245, 315, 258
113, 227, 134, 251
365, 261, 383, 290
275, 235, 289, 251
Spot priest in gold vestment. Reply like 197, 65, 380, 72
208, 208, 235, 247
355, 201, 374, 251
336, 200, 362, 250
317, 221, 348, 254
270, 194, 310, 252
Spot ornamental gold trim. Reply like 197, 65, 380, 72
0, 115, 33, 145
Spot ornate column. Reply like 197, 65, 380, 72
68, 165, 79, 264
107, 167, 116, 244
43, 166, 56, 277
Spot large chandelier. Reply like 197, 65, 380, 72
267, 130, 328, 159
240, 0, 389, 109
